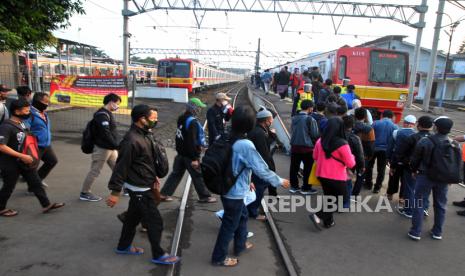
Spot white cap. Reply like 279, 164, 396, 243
256, 108, 273, 119
404, 115, 417, 124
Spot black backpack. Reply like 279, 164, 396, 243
81, 111, 109, 154
201, 138, 244, 195
426, 136, 463, 184
149, 135, 169, 178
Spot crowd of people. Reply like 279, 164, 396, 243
1, 79, 464, 267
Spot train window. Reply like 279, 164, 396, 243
319, 61, 326, 75
42, 64, 51, 75
338, 56, 347, 80
70, 66, 78, 75
157, 61, 190, 78
369, 50, 407, 84
54, 64, 66, 74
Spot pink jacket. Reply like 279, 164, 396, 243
313, 139, 356, 181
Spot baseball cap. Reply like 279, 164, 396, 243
403, 115, 417, 124
0, 84, 11, 92
256, 108, 273, 119
186, 97, 206, 111
216, 92, 231, 101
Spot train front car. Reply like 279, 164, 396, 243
156, 58, 193, 92
334, 47, 409, 122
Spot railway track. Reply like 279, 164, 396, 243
165, 83, 300, 276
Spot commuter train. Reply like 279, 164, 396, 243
273, 46, 411, 122
156, 58, 242, 93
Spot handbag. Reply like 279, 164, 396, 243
308, 162, 321, 186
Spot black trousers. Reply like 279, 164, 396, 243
0, 164, 50, 210
117, 190, 165, 259
365, 150, 387, 190
38, 146, 58, 180
289, 151, 313, 190
386, 164, 405, 197
160, 154, 211, 199
317, 177, 347, 226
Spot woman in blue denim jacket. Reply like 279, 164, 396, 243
211, 106, 290, 267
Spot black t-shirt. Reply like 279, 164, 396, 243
0, 120, 26, 167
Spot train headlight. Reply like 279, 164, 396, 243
399, 94, 407, 101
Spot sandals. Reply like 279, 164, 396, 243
151, 254, 181, 265
115, 246, 144, 255
42, 203, 65, 214
254, 215, 267, 221
160, 195, 174, 202
0, 209, 18, 217
213, 257, 239, 267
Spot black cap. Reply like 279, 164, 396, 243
434, 116, 453, 134
0, 84, 11, 92
131, 104, 151, 122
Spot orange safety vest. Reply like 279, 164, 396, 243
462, 144, 465, 162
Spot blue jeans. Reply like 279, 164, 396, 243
211, 197, 248, 263
410, 175, 448, 237
247, 174, 269, 218
343, 179, 352, 208
402, 170, 430, 215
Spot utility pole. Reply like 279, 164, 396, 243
406, 0, 427, 108
438, 21, 460, 107
255, 38, 261, 73
123, 0, 130, 76
422, 0, 446, 112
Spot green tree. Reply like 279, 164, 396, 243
131, 56, 157, 64
458, 38, 465, 54
0, 0, 85, 52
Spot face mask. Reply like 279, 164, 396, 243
16, 113, 30, 120
145, 118, 158, 129
33, 101, 48, 112
111, 102, 119, 111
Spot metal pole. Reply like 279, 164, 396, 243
131, 72, 136, 108
66, 44, 70, 75
90, 47, 93, 74
82, 45, 86, 73
406, 0, 427, 108
26, 51, 33, 88
58, 45, 62, 75
438, 23, 458, 107
422, 0, 446, 111
255, 38, 261, 73
35, 50, 41, 92
123, 0, 130, 76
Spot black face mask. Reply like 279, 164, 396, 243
33, 101, 48, 112
16, 113, 30, 120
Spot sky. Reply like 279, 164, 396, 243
54, 0, 465, 69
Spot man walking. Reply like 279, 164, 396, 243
206, 92, 233, 145
160, 98, 216, 203
106, 104, 180, 265
80, 93, 121, 202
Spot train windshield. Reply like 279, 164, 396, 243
158, 61, 190, 78
369, 51, 407, 84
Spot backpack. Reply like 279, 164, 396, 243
201, 138, 244, 195
175, 116, 195, 155
81, 111, 109, 154
149, 135, 169, 178
19, 132, 40, 170
426, 136, 463, 184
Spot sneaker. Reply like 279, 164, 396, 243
396, 207, 412, 219
79, 192, 102, 202
41, 182, 49, 188
247, 232, 254, 238
457, 210, 465, 216
408, 232, 421, 241
324, 221, 335, 228
300, 188, 318, 195
289, 188, 300, 194
198, 197, 217, 203
423, 209, 429, 217
452, 200, 465, 208
430, 231, 442, 240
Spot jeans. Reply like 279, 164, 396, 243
247, 174, 269, 218
81, 146, 117, 193
264, 82, 270, 94
0, 164, 50, 210
365, 150, 387, 190
289, 151, 313, 190
402, 170, 430, 215
117, 190, 165, 259
317, 178, 347, 226
37, 146, 58, 180
291, 94, 300, 116
343, 179, 352, 208
410, 175, 448, 237
160, 154, 211, 200
211, 197, 248, 263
